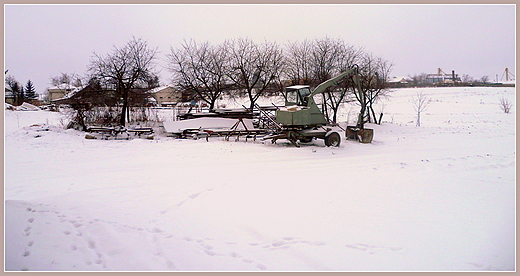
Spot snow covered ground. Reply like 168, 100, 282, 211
4, 86, 516, 271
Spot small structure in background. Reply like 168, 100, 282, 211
145, 85, 183, 107
387, 77, 412, 88
50, 82, 119, 108
46, 83, 81, 102
495, 68, 516, 87
4, 83, 14, 105
426, 68, 461, 86
501, 67, 515, 82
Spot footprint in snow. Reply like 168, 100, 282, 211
242, 259, 254, 263
345, 243, 402, 254
152, 227, 163, 233
256, 264, 267, 270
229, 252, 241, 258
204, 250, 216, 256
88, 240, 96, 249
189, 192, 201, 199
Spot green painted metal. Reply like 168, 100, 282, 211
276, 66, 360, 127
276, 103, 328, 126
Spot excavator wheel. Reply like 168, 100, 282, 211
325, 132, 341, 147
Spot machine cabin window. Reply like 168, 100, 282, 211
286, 87, 311, 106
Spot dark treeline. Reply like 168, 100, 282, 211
5, 75, 38, 106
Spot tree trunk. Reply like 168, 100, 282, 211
356, 86, 366, 128
209, 99, 216, 111
127, 106, 131, 124
120, 90, 128, 126
366, 106, 372, 123
120, 104, 126, 126
249, 91, 259, 110
369, 105, 377, 124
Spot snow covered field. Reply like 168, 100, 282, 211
4, 86, 516, 271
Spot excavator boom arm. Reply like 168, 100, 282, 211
309, 65, 359, 99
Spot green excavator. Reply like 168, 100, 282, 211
262, 65, 364, 147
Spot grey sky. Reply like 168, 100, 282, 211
4, 4, 516, 94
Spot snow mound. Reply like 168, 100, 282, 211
18, 102, 40, 111
5, 102, 15, 110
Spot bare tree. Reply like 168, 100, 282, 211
167, 40, 231, 110
88, 37, 158, 126
354, 52, 393, 126
409, 73, 429, 87
51, 73, 71, 86
461, 74, 474, 84
412, 91, 431, 126
319, 40, 363, 123
225, 37, 285, 109
284, 37, 362, 123
284, 39, 314, 85
310, 37, 350, 84
50, 72, 83, 88
499, 96, 512, 113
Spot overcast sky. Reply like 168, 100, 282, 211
4, 4, 516, 94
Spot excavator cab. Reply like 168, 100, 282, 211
285, 85, 311, 106
278, 66, 361, 128
278, 85, 327, 127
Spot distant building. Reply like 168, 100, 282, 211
5, 84, 14, 104
146, 85, 183, 106
426, 68, 461, 86
387, 77, 412, 88
46, 84, 81, 102
51, 83, 119, 108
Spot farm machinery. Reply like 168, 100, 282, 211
261, 66, 363, 147
167, 65, 367, 147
